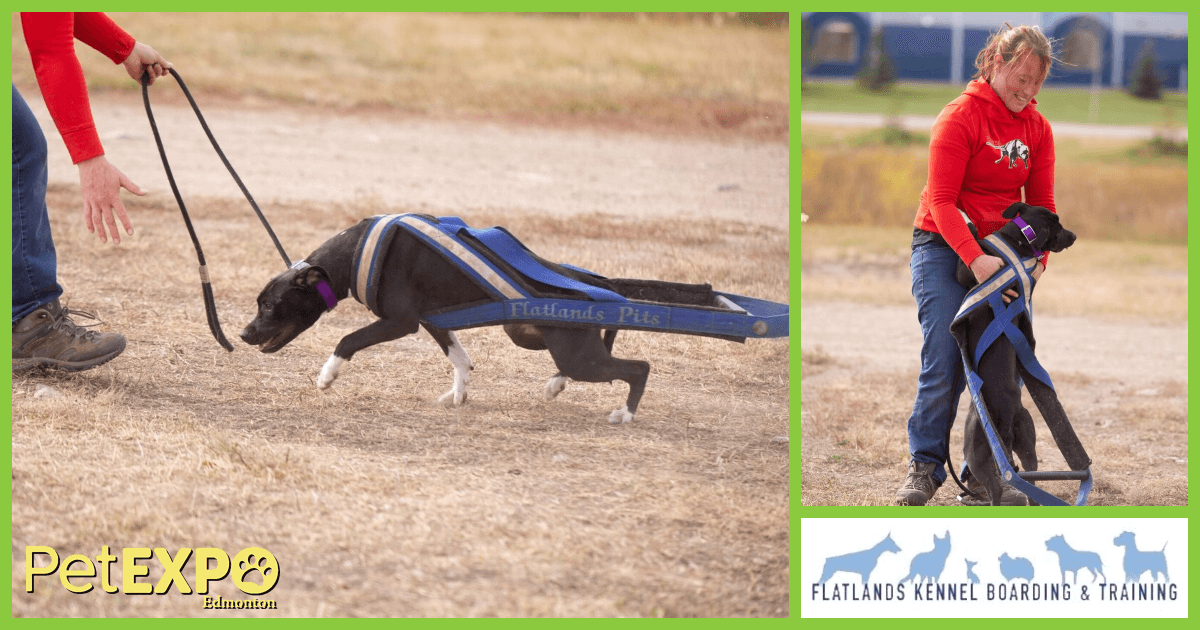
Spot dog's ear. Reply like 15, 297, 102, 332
1002, 202, 1031, 219
293, 265, 331, 290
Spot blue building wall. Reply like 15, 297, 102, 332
1124, 34, 1187, 89
886, 26, 953, 81
802, 12, 1188, 90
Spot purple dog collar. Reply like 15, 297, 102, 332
292, 261, 338, 311
1011, 216, 1043, 258
315, 281, 338, 311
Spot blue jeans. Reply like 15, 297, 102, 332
11, 85, 62, 322
906, 240, 969, 486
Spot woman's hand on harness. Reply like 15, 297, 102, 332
1031, 261, 1045, 282
969, 254, 1019, 303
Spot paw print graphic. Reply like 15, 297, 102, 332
232, 547, 279, 595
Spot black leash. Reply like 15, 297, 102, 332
140, 68, 295, 351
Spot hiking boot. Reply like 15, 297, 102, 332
957, 475, 1030, 506
895, 461, 941, 506
13, 299, 126, 373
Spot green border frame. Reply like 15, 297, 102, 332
796, 2, 1193, 626
5, 5, 795, 622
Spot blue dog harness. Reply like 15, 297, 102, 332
350, 214, 625, 315
950, 233, 1093, 506
345, 214, 788, 340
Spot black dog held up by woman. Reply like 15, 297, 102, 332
951, 201, 1077, 506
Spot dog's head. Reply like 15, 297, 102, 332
240, 264, 333, 353
1001, 202, 1077, 255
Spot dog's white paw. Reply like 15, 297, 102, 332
607, 405, 635, 424
543, 376, 569, 400
317, 355, 345, 390
437, 387, 468, 407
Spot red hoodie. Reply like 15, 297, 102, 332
21, 12, 135, 164
913, 78, 1056, 267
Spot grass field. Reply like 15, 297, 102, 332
12, 186, 789, 616
800, 224, 1187, 323
800, 126, 1188, 244
11, 12, 789, 141
800, 80, 1188, 128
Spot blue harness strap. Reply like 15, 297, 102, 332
456, 226, 626, 302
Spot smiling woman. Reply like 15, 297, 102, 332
896, 23, 1064, 507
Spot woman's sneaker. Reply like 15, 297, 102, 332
12, 299, 126, 372
895, 461, 941, 505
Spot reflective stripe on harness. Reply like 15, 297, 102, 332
350, 214, 628, 316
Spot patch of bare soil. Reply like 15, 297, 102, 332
800, 300, 1187, 506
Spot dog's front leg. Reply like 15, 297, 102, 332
317, 318, 418, 390
436, 330, 472, 407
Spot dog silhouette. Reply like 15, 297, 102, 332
901, 531, 951, 583
1045, 535, 1105, 583
999, 553, 1034, 581
819, 534, 902, 585
1113, 532, 1169, 582
987, 139, 1031, 169
965, 559, 980, 584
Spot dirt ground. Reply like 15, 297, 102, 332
11, 94, 789, 616
801, 265, 1188, 506
31, 92, 789, 231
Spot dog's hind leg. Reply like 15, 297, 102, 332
423, 324, 472, 406
538, 326, 649, 424
543, 329, 619, 401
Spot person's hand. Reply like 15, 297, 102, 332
77, 156, 144, 244
969, 254, 1018, 303
1030, 261, 1045, 282
122, 41, 172, 85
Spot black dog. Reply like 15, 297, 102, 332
240, 216, 651, 424
953, 202, 1076, 505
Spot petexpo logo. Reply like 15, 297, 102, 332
801, 518, 1187, 618
26, 546, 279, 609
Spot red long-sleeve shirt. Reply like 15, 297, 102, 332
913, 78, 1057, 267
21, 12, 135, 164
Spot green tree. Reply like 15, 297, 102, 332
857, 30, 896, 92
1128, 40, 1163, 100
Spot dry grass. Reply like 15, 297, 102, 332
799, 133, 1187, 245
800, 224, 1188, 323
11, 186, 789, 617
800, 367, 1187, 507
11, 12, 789, 141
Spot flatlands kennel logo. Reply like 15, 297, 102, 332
25, 546, 279, 611
801, 519, 1187, 618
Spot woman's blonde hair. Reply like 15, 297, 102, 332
973, 23, 1058, 82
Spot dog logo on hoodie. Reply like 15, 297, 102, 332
987, 139, 1030, 169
